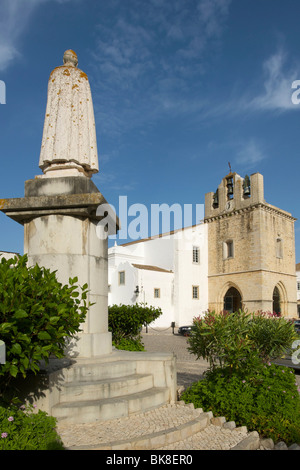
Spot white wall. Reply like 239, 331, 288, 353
108, 260, 139, 306
174, 224, 208, 327
137, 268, 174, 328
108, 223, 209, 328
0, 251, 19, 261
143, 237, 175, 271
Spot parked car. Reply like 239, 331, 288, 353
294, 319, 300, 334
178, 325, 192, 336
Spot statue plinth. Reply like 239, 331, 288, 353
1, 176, 118, 357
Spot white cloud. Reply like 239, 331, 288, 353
249, 49, 298, 111
197, 0, 232, 38
242, 48, 300, 113
91, 0, 232, 137
235, 139, 267, 168
0, 0, 76, 71
200, 46, 300, 122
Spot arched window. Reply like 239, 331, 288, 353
273, 286, 281, 315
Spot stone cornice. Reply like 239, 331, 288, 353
0, 192, 119, 228
208, 268, 296, 278
204, 202, 296, 224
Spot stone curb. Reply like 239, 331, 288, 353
231, 431, 260, 450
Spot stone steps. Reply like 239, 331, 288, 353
62, 359, 138, 383
56, 403, 252, 451
59, 373, 154, 402
69, 409, 212, 450
36, 351, 176, 425
52, 387, 170, 424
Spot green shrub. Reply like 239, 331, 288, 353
184, 310, 300, 444
0, 403, 64, 450
113, 338, 145, 351
0, 255, 90, 391
188, 310, 298, 373
248, 311, 299, 362
108, 303, 162, 350
181, 363, 300, 445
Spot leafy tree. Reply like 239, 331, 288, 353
0, 255, 90, 391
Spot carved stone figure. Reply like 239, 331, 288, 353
39, 50, 99, 177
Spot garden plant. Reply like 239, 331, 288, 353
182, 310, 300, 445
108, 303, 162, 350
0, 254, 91, 449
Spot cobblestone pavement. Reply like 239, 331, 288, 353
141, 327, 209, 388
56, 328, 300, 450
57, 402, 250, 451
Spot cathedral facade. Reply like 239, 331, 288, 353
205, 172, 297, 318
109, 172, 297, 327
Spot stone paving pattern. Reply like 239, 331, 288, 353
56, 403, 250, 450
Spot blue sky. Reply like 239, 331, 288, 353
1, 0, 300, 259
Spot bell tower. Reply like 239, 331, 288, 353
204, 172, 297, 317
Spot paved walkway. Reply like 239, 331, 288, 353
57, 402, 250, 450
56, 328, 300, 451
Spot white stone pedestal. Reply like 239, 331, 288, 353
1, 176, 117, 358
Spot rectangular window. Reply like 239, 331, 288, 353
223, 240, 234, 259
276, 238, 283, 259
297, 282, 300, 291
154, 288, 160, 298
193, 246, 200, 264
227, 241, 234, 258
118, 271, 125, 285
192, 285, 199, 299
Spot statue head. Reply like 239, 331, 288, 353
63, 50, 78, 67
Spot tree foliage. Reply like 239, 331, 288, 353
108, 303, 162, 350
183, 310, 300, 444
188, 310, 299, 373
0, 255, 90, 388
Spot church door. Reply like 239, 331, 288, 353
223, 287, 242, 313
273, 286, 281, 315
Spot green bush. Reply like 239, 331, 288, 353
108, 303, 162, 350
0, 403, 64, 450
184, 310, 300, 444
181, 363, 300, 445
188, 310, 298, 373
0, 255, 90, 391
113, 338, 145, 351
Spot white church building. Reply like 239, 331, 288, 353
108, 223, 208, 328
109, 170, 299, 328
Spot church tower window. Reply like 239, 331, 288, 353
223, 240, 234, 259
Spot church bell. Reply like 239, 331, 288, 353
227, 178, 234, 196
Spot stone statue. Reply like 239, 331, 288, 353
39, 50, 99, 178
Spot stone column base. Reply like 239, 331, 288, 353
67, 332, 112, 358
